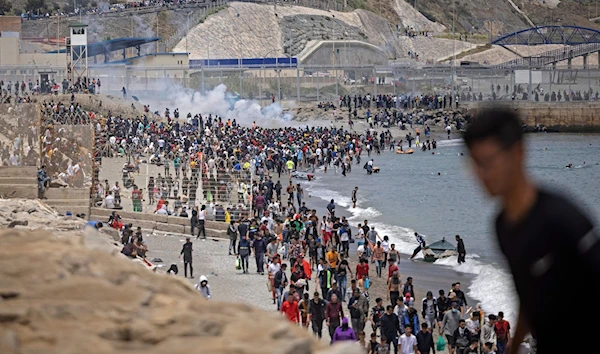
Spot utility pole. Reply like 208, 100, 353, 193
451, 0, 456, 109
156, 12, 159, 53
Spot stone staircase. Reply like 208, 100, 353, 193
0, 166, 39, 199
0, 166, 90, 215
44, 188, 90, 216
89, 207, 228, 238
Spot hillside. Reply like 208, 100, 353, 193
175, 2, 476, 62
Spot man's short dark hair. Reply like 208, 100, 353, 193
498, 311, 504, 318
421, 322, 428, 329
464, 107, 524, 150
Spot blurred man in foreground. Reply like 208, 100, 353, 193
464, 107, 600, 354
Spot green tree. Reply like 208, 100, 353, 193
25, 0, 46, 13
0, 0, 12, 15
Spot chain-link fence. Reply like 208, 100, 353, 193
40, 121, 94, 188
0, 103, 40, 167
4, 64, 600, 104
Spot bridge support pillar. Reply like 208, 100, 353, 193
583, 54, 588, 69
598, 51, 600, 69
567, 58, 572, 70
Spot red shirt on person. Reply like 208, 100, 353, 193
356, 263, 369, 279
495, 318, 511, 342
281, 299, 300, 323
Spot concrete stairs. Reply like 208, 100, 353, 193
0, 166, 90, 215
44, 187, 90, 216
0, 166, 39, 199
89, 207, 229, 238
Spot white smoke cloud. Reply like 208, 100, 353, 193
160, 84, 295, 127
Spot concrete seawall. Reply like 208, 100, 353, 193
463, 102, 600, 132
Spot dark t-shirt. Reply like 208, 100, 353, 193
495, 189, 599, 353
337, 260, 349, 277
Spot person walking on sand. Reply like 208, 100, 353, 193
455, 234, 466, 264
309, 291, 327, 338
352, 186, 358, 208
464, 107, 600, 354
179, 237, 193, 278
442, 302, 462, 354
195, 275, 211, 299
325, 293, 344, 343
281, 293, 300, 323
332, 317, 356, 343
196, 205, 207, 240
238, 233, 251, 274
409, 232, 426, 260
348, 288, 369, 333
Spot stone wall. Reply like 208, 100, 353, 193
464, 101, 600, 132
281, 15, 367, 57
300, 41, 388, 66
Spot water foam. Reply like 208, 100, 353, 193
434, 256, 517, 324
306, 182, 518, 325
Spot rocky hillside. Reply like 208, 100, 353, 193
0, 208, 361, 354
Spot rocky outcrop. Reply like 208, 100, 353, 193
0, 225, 362, 354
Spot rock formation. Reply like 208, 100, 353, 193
0, 212, 362, 354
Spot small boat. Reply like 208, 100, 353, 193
396, 149, 414, 154
423, 237, 457, 263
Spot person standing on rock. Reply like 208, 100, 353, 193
179, 237, 193, 278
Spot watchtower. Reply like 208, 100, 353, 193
67, 22, 89, 85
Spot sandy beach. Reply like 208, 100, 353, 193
137, 194, 474, 353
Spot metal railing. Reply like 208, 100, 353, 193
493, 43, 600, 68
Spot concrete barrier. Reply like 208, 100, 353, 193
0, 166, 37, 177
89, 208, 229, 231
45, 199, 90, 206
464, 101, 600, 132
155, 223, 185, 234
53, 206, 90, 216
0, 177, 38, 185
0, 184, 39, 199
44, 188, 89, 200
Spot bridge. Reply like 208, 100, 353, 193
491, 26, 600, 69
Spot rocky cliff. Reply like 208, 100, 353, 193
0, 204, 361, 354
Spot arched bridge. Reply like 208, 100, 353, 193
490, 26, 600, 68
492, 26, 600, 46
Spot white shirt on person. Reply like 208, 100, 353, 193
268, 262, 280, 276
399, 333, 418, 354
103, 194, 115, 209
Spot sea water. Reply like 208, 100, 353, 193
303, 133, 600, 324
